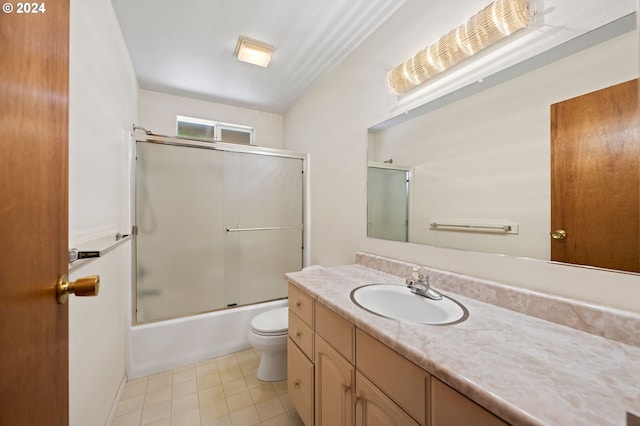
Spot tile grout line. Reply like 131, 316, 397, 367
113, 348, 301, 426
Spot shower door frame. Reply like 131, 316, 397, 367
130, 133, 308, 325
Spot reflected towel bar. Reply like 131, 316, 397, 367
430, 222, 518, 234
225, 226, 303, 233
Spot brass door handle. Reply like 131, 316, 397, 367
551, 229, 567, 240
56, 274, 100, 304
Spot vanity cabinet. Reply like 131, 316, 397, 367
355, 371, 419, 426
288, 339, 314, 426
314, 300, 356, 425
288, 282, 510, 426
430, 377, 508, 426
288, 285, 315, 426
356, 328, 427, 425
315, 334, 354, 426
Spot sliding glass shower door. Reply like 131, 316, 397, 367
222, 152, 303, 308
367, 165, 409, 242
135, 140, 303, 323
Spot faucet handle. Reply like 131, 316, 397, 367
411, 266, 426, 282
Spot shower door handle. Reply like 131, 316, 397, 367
225, 226, 303, 233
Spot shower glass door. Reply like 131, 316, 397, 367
223, 152, 303, 307
135, 140, 303, 323
367, 166, 409, 242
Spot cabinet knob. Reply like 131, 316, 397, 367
353, 393, 362, 404
295, 331, 302, 338
294, 380, 300, 388
295, 301, 302, 308
551, 229, 567, 240
342, 383, 351, 393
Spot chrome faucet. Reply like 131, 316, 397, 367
406, 266, 442, 300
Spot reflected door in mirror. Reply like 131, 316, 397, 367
551, 79, 639, 273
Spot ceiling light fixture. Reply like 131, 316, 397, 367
385, 0, 532, 96
234, 36, 274, 68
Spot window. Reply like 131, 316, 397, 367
176, 115, 255, 145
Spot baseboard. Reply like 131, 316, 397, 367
105, 373, 127, 426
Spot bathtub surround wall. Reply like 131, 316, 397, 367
283, 1, 640, 313
138, 89, 284, 149
68, 0, 138, 424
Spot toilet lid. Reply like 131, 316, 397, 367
251, 307, 288, 335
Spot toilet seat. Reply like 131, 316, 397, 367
250, 307, 288, 336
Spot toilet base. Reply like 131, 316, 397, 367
256, 349, 287, 382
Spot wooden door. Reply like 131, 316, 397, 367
0, 1, 70, 424
551, 79, 639, 273
315, 335, 354, 426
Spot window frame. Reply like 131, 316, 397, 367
176, 115, 255, 145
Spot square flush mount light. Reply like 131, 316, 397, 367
234, 36, 274, 67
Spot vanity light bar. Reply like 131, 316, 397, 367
385, 0, 532, 95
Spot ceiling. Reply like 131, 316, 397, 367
111, 0, 406, 114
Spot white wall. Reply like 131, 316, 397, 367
68, 0, 138, 424
283, 1, 640, 313
138, 90, 284, 149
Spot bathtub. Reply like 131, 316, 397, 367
125, 299, 288, 379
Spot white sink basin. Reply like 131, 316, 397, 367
350, 284, 468, 325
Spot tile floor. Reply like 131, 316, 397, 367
112, 349, 304, 426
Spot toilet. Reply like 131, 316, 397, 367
248, 307, 289, 381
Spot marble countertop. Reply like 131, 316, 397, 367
286, 264, 640, 426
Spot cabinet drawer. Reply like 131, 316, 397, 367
356, 329, 428, 425
315, 302, 354, 363
288, 338, 314, 426
430, 377, 509, 426
289, 283, 314, 327
289, 310, 314, 360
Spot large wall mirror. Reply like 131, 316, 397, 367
367, 13, 639, 274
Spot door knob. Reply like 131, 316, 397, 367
551, 229, 567, 240
56, 274, 100, 304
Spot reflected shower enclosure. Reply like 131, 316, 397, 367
367, 164, 410, 242
134, 138, 304, 323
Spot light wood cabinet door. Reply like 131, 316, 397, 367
355, 372, 419, 426
315, 335, 355, 426
288, 338, 314, 426
356, 329, 427, 424
430, 377, 509, 426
